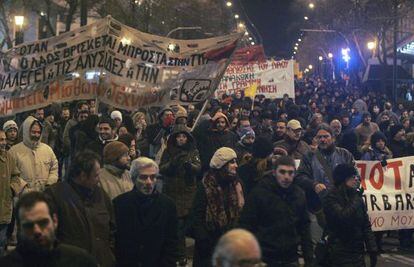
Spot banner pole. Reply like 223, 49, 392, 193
191, 99, 209, 132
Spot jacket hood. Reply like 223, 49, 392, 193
210, 112, 230, 131
167, 124, 195, 148
22, 116, 42, 149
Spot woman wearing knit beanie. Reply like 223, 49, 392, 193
189, 147, 244, 267
322, 163, 377, 267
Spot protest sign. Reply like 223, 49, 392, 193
0, 16, 241, 115
357, 156, 414, 231
216, 59, 295, 99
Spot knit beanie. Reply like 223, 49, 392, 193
370, 131, 387, 146
238, 127, 255, 140
175, 105, 188, 119
210, 147, 237, 169
111, 110, 123, 122
252, 136, 273, 158
333, 164, 358, 186
389, 124, 404, 139
3, 120, 18, 132
103, 141, 129, 164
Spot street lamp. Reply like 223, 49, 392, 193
308, 65, 313, 69
367, 41, 376, 50
298, 38, 302, 42
226, 1, 232, 7
304, 16, 309, 20
309, 3, 315, 9
318, 56, 323, 61
294, 46, 298, 50
328, 53, 333, 59
14, 15, 24, 45
341, 47, 351, 69
234, 14, 239, 19
251, 41, 255, 45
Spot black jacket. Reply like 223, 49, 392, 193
322, 186, 377, 266
239, 175, 313, 265
44, 181, 116, 267
0, 243, 97, 267
197, 129, 238, 171
113, 189, 178, 267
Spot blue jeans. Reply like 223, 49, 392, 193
0, 224, 8, 257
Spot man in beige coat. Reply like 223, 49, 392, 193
99, 141, 133, 200
9, 116, 58, 192
0, 130, 26, 256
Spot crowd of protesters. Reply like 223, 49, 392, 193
0, 76, 413, 266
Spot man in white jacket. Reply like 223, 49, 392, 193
9, 116, 58, 191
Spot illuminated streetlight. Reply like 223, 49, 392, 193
367, 41, 376, 50
293, 51, 296, 54
248, 37, 252, 40
305, 68, 309, 72
238, 22, 245, 28
294, 47, 298, 50
251, 41, 255, 45
234, 14, 239, 19
318, 56, 323, 61
328, 53, 333, 59
14, 16, 24, 27
245, 31, 249, 36
309, 3, 315, 9
295, 43, 298, 46
226, 1, 232, 7
298, 38, 302, 42
304, 16, 309, 20
308, 65, 313, 69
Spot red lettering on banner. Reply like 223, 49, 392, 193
258, 63, 268, 71
387, 160, 403, 190
369, 162, 384, 190
370, 216, 385, 228
357, 162, 367, 189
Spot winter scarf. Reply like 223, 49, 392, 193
202, 171, 244, 229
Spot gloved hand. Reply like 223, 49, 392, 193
369, 252, 377, 267
183, 161, 192, 172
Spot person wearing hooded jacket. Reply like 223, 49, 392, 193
9, 116, 58, 192
159, 124, 201, 265
196, 112, 238, 172
238, 136, 273, 196
322, 164, 377, 267
188, 147, 244, 267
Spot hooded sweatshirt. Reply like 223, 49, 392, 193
9, 116, 58, 191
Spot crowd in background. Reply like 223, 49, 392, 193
0, 76, 413, 266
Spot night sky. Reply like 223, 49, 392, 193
240, 0, 303, 59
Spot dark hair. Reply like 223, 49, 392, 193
118, 133, 134, 147
276, 119, 287, 125
99, 116, 116, 129
68, 150, 101, 179
236, 116, 250, 129
16, 192, 56, 224
76, 101, 88, 111
273, 156, 296, 169
316, 123, 334, 136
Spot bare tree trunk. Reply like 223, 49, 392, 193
352, 31, 367, 68
0, 3, 13, 49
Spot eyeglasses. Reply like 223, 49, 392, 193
277, 169, 295, 176
21, 218, 50, 230
138, 174, 157, 181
